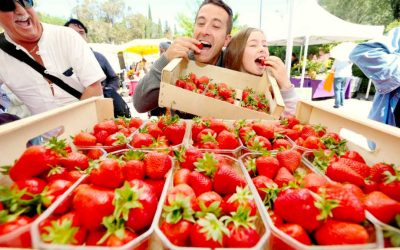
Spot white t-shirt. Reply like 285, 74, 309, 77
333, 59, 353, 78
0, 23, 105, 115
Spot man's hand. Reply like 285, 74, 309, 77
164, 37, 202, 62
80, 81, 103, 100
264, 56, 292, 90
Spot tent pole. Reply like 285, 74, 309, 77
285, 0, 295, 77
300, 35, 309, 88
298, 45, 303, 72
259, 0, 263, 29
365, 79, 372, 100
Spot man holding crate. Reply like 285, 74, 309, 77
133, 0, 233, 116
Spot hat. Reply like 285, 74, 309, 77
64, 18, 88, 34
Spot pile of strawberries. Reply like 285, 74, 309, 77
241, 152, 377, 248
73, 117, 144, 153
175, 73, 274, 111
129, 115, 186, 150
161, 151, 263, 248
0, 138, 99, 248
37, 149, 172, 247
189, 117, 240, 151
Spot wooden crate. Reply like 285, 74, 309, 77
159, 58, 285, 120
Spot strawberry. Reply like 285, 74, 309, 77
342, 150, 366, 163
41, 179, 73, 214
303, 135, 324, 149
188, 171, 212, 196
130, 133, 154, 148
9, 143, 62, 181
223, 186, 257, 216
224, 207, 260, 248
143, 179, 165, 199
364, 191, 400, 224
326, 161, 365, 187
252, 123, 274, 139
314, 220, 369, 245
144, 151, 172, 180
177, 147, 204, 171
191, 117, 207, 140
379, 180, 400, 202
196, 191, 223, 218
337, 157, 370, 178
256, 154, 280, 179
268, 210, 284, 227
300, 125, 317, 139
101, 229, 137, 247
121, 150, 146, 181
89, 158, 124, 189
85, 148, 104, 160
280, 115, 300, 129
173, 168, 191, 185
175, 79, 186, 88
216, 130, 240, 149
302, 173, 328, 192
94, 130, 109, 145
274, 167, 295, 188
320, 183, 366, 223
272, 224, 311, 249
283, 128, 300, 141
11, 177, 47, 200
274, 188, 322, 231
59, 152, 89, 171
128, 117, 143, 129
190, 213, 229, 248
103, 132, 127, 151
72, 184, 115, 231
217, 83, 234, 100
73, 132, 97, 147
115, 180, 158, 232
146, 122, 163, 138
93, 120, 118, 135
213, 164, 246, 195
160, 220, 193, 246
370, 162, 395, 183
208, 119, 228, 133
163, 116, 186, 145
196, 128, 217, 142
252, 175, 277, 203
276, 150, 301, 173
247, 135, 272, 151
272, 138, 292, 150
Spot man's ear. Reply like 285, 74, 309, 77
224, 34, 232, 47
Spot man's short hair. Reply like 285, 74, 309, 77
64, 18, 88, 34
196, 0, 233, 34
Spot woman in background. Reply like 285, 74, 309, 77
224, 27, 299, 115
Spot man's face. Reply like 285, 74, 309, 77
0, 1, 42, 44
68, 23, 87, 41
193, 4, 231, 65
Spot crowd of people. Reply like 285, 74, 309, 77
0, 0, 399, 129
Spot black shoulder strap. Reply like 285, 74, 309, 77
0, 33, 82, 99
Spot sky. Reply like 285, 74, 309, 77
35, 0, 266, 30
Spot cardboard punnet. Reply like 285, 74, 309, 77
0, 97, 113, 167
158, 58, 285, 120
295, 100, 400, 165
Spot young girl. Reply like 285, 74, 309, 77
224, 27, 299, 115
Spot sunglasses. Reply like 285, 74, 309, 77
0, 0, 34, 12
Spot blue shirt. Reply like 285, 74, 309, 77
350, 27, 400, 127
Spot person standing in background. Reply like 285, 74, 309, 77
350, 27, 400, 127
64, 18, 119, 91
331, 59, 353, 108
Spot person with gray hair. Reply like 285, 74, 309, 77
159, 41, 171, 56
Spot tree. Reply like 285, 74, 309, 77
391, 0, 400, 20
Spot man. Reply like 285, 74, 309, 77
0, 0, 105, 115
65, 18, 119, 91
133, 0, 233, 114
350, 27, 400, 127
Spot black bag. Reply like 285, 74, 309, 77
103, 87, 131, 118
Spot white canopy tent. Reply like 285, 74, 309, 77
262, 0, 385, 87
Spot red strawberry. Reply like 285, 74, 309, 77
143, 179, 165, 199
11, 177, 47, 200
274, 167, 295, 188
121, 150, 146, 181
225, 208, 260, 248
337, 157, 370, 178
272, 138, 292, 150
252, 175, 276, 202
191, 118, 207, 140
370, 162, 395, 183
72, 184, 115, 231
314, 220, 369, 245
247, 135, 272, 151
303, 135, 324, 149
252, 123, 274, 139
379, 179, 400, 202
280, 115, 300, 129
216, 130, 239, 149
160, 220, 193, 246
190, 213, 229, 248
178, 148, 203, 171
59, 152, 89, 171
300, 125, 317, 139
146, 122, 163, 138
213, 165, 246, 195
342, 150, 366, 163
130, 133, 154, 148
188, 171, 212, 196
208, 119, 229, 133
144, 151, 172, 180
85, 148, 104, 160
326, 161, 365, 187
42, 179, 73, 214
256, 154, 280, 179
274, 188, 322, 231
364, 191, 400, 224
94, 130, 109, 145
196, 191, 223, 218
272, 224, 311, 249
276, 150, 301, 173
89, 158, 124, 189
223, 186, 257, 216
163, 116, 186, 145
73, 132, 97, 147
173, 168, 191, 185
302, 173, 328, 192
128, 117, 143, 129
93, 120, 118, 135
283, 128, 300, 141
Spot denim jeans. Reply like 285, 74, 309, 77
334, 77, 346, 107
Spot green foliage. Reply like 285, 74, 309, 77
386, 19, 400, 32
37, 13, 67, 26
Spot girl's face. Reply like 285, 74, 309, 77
241, 31, 269, 76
